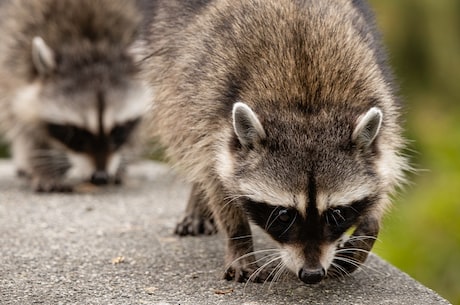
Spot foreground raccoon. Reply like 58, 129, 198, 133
143, 0, 408, 284
0, 0, 150, 192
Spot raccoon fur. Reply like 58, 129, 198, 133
142, 0, 408, 284
0, 0, 150, 192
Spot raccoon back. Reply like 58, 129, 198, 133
145, 0, 406, 192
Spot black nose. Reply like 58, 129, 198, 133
90, 170, 109, 185
298, 266, 326, 284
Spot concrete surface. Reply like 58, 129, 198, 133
0, 160, 451, 305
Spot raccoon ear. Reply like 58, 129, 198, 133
352, 107, 382, 148
232, 102, 266, 147
32, 36, 56, 75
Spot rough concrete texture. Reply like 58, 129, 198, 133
0, 160, 451, 305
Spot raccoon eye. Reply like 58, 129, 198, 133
241, 200, 298, 243
110, 118, 140, 149
325, 207, 356, 228
47, 123, 92, 152
268, 207, 296, 232
277, 209, 292, 223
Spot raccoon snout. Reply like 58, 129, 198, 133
90, 170, 109, 185
298, 266, 326, 284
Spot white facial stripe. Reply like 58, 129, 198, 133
104, 109, 115, 135
12, 84, 90, 129
294, 193, 307, 217
103, 84, 151, 133
239, 180, 299, 208
41, 103, 92, 131
12, 82, 150, 139
44, 106, 97, 134
321, 243, 337, 272
107, 153, 121, 176
319, 183, 376, 212
86, 108, 99, 135
280, 243, 337, 275
316, 192, 329, 214
66, 153, 94, 180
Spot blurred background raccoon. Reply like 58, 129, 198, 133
142, 0, 408, 284
0, 0, 150, 192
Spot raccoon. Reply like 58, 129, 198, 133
0, 0, 150, 192
143, 0, 408, 284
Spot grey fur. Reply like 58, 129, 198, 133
143, 0, 408, 283
0, 0, 149, 192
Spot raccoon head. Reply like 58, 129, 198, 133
12, 36, 150, 184
218, 101, 386, 284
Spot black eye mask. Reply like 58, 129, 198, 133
241, 197, 375, 244
46, 118, 140, 153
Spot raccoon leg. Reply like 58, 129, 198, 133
11, 135, 33, 179
328, 215, 379, 277
175, 183, 217, 236
202, 184, 268, 283
26, 140, 73, 192
219, 201, 269, 283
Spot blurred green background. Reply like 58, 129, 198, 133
370, 1, 460, 304
1, 1, 459, 304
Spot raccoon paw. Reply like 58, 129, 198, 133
174, 214, 217, 236
32, 179, 73, 193
223, 262, 269, 283
16, 169, 31, 179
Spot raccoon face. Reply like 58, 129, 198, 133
218, 102, 384, 284
12, 37, 150, 184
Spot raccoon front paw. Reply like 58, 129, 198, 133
223, 261, 269, 283
32, 179, 73, 193
174, 213, 217, 236
16, 169, 31, 179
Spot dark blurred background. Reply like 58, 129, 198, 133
370, 1, 460, 304
1, 1, 459, 304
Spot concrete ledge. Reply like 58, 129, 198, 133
0, 160, 451, 305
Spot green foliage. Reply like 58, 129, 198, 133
0, 138, 9, 158
370, 1, 460, 304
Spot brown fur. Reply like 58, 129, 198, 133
142, 0, 408, 283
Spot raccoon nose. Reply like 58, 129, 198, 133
298, 266, 326, 284
90, 170, 109, 185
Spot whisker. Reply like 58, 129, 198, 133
216, 194, 248, 218
224, 249, 280, 270
346, 235, 379, 242
227, 235, 254, 241
333, 255, 385, 277
268, 262, 287, 290
263, 259, 283, 286
329, 261, 350, 279
282, 214, 297, 234
264, 208, 278, 231
335, 248, 372, 255
331, 213, 339, 226
244, 254, 282, 291
223, 194, 247, 204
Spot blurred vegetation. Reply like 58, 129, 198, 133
0, 139, 8, 158
0, 1, 459, 304
370, 1, 460, 304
